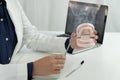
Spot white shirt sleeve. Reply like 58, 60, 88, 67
0, 63, 27, 80
17, 1, 67, 53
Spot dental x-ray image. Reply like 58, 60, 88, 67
62, 1, 108, 54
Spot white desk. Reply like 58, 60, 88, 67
14, 32, 120, 80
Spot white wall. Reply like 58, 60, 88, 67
19, 0, 120, 32
104, 0, 120, 32
19, 0, 69, 31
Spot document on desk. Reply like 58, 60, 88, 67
58, 67, 84, 80
58, 57, 85, 80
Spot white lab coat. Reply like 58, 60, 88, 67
0, 0, 66, 80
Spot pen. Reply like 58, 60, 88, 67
65, 60, 84, 77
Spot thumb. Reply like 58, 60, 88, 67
71, 33, 77, 38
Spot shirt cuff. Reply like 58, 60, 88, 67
27, 62, 33, 80
65, 38, 74, 54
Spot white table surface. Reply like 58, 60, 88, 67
14, 32, 120, 80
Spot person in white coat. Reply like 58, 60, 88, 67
0, 0, 97, 80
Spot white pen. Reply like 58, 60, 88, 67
65, 60, 84, 77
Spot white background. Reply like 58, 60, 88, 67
19, 0, 120, 32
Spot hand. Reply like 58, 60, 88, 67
32, 54, 66, 76
70, 30, 98, 50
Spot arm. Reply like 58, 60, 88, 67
16, 1, 67, 53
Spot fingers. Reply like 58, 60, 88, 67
94, 30, 97, 34
94, 35, 98, 40
53, 70, 61, 74
55, 64, 64, 69
71, 33, 77, 38
54, 54, 65, 60
54, 55, 65, 66
93, 39, 97, 44
92, 30, 98, 43
92, 35, 98, 44
51, 62, 64, 70
52, 64, 64, 74
50, 54, 66, 64
33, 55, 66, 76
91, 30, 98, 39
91, 35, 98, 39
50, 61, 64, 74
51, 54, 66, 69
54, 55, 65, 68
55, 60, 65, 64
